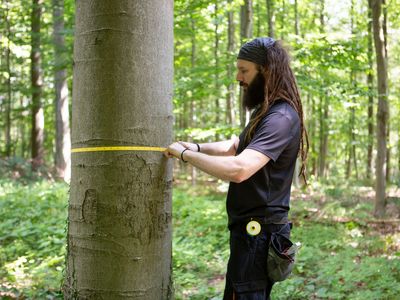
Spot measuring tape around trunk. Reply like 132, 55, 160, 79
71, 146, 167, 153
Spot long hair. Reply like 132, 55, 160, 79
244, 41, 309, 183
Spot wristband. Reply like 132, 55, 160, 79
181, 148, 189, 163
195, 143, 200, 152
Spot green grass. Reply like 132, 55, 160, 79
0, 178, 399, 299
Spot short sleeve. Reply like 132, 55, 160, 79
246, 111, 297, 162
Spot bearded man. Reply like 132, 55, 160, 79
165, 37, 308, 299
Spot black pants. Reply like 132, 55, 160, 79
223, 223, 291, 300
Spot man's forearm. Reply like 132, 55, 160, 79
199, 139, 236, 156
182, 150, 243, 183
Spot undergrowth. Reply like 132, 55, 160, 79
0, 178, 399, 299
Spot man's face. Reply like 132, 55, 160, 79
236, 59, 258, 90
236, 59, 265, 110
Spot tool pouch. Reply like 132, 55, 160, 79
267, 226, 298, 282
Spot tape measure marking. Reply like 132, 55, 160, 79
71, 146, 167, 153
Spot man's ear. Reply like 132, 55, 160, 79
257, 65, 265, 73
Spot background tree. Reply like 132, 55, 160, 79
63, 1, 174, 298
52, 0, 70, 181
370, 0, 389, 217
30, 0, 44, 170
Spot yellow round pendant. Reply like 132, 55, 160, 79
246, 220, 261, 236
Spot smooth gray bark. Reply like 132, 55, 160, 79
53, 0, 71, 181
31, 0, 44, 170
370, 0, 389, 217
63, 1, 174, 298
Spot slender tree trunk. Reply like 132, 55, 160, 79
214, 2, 220, 131
280, 0, 286, 40
318, 95, 328, 178
241, 0, 253, 41
383, 0, 390, 183
266, 0, 275, 38
191, 17, 197, 185
31, 0, 44, 170
63, 1, 174, 298
4, 0, 12, 157
367, 2, 374, 180
370, 0, 389, 217
240, 0, 253, 127
53, 0, 71, 181
346, 0, 358, 179
226, 0, 236, 126
294, 0, 299, 35
320, 0, 325, 33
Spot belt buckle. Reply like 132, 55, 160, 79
246, 220, 261, 236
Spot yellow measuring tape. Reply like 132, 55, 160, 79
71, 146, 167, 153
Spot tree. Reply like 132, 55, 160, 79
366, 0, 374, 180
266, 0, 275, 38
239, 0, 253, 127
63, 1, 174, 298
31, 0, 44, 170
52, 0, 71, 181
370, 0, 389, 217
226, 0, 236, 126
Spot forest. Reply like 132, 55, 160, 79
1, 0, 399, 299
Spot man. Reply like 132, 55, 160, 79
165, 37, 308, 299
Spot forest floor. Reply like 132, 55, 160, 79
0, 174, 399, 299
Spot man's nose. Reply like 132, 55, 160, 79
236, 72, 242, 82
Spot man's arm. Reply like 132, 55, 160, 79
164, 142, 270, 183
179, 137, 239, 156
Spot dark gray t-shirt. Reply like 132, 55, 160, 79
226, 100, 300, 227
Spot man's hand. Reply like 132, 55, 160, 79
178, 141, 199, 152
164, 142, 187, 160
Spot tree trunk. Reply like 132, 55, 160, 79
318, 95, 328, 178
191, 17, 197, 185
383, 0, 390, 183
280, 0, 286, 40
266, 0, 275, 38
31, 0, 44, 170
214, 2, 220, 132
240, 0, 253, 127
241, 0, 253, 41
53, 0, 71, 181
320, 0, 325, 33
226, 0, 236, 126
370, 0, 389, 217
63, 1, 174, 298
4, 0, 12, 157
367, 1, 374, 180
294, 0, 299, 35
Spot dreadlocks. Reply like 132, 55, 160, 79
244, 41, 309, 183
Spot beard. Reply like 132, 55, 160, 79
241, 72, 265, 110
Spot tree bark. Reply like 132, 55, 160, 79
226, 0, 236, 126
266, 0, 275, 38
294, 0, 299, 36
367, 1, 374, 180
31, 0, 44, 170
370, 0, 389, 217
4, 0, 12, 157
319, 0, 325, 33
214, 1, 220, 130
240, 0, 253, 127
53, 0, 71, 181
63, 1, 174, 298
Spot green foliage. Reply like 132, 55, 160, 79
0, 179, 67, 299
0, 179, 399, 299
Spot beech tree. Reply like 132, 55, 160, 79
370, 0, 389, 217
63, 1, 174, 298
